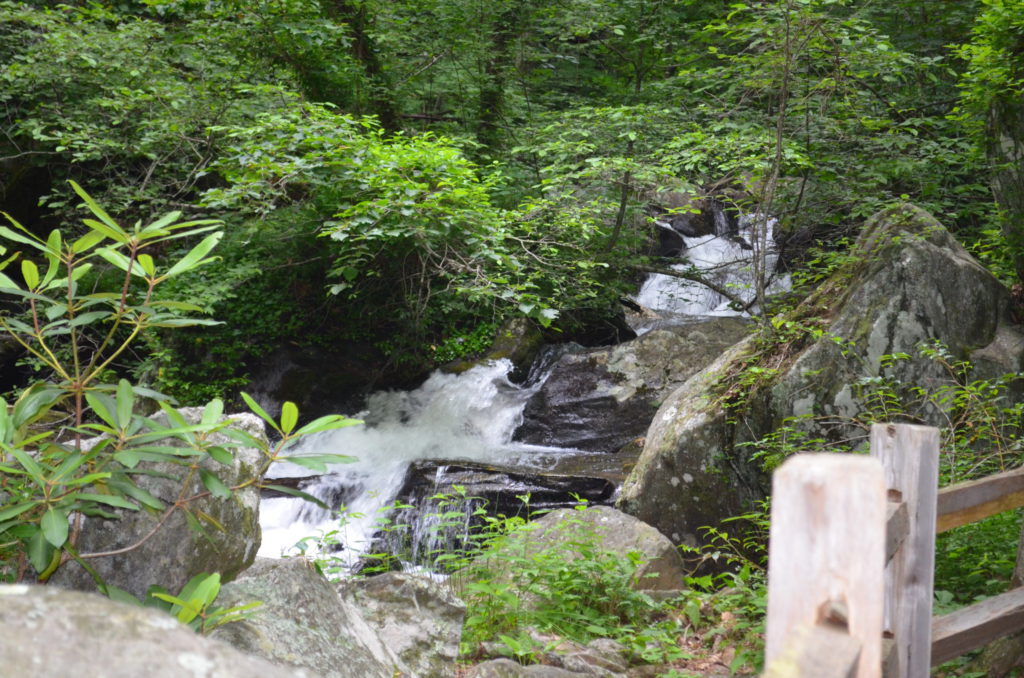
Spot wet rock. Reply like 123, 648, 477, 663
0, 584, 310, 678
514, 319, 751, 453
443, 318, 546, 381
212, 557, 405, 678
51, 410, 265, 599
620, 203, 1024, 548
338, 572, 465, 678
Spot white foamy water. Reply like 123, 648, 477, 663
636, 215, 789, 316
258, 360, 563, 565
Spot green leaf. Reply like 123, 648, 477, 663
96, 247, 145, 277
116, 379, 134, 430
21, 259, 39, 289
240, 392, 279, 433
50, 451, 86, 483
27, 528, 54, 573
201, 399, 224, 426
285, 453, 358, 472
71, 229, 106, 254
163, 232, 223, 278
280, 401, 298, 435
12, 384, 63, 430
199, 469, 231, 499
294, 415, 363, 437
10, 447, 46, 486
86, 392, 118, 428
70, 181, 127, 242
206, 446, 233, 465
41, 507, 69, 547
137, 253, 156, 277
108, 479, 165, 510
0, 501, 40, 522
260, 484, 328, 509
71, 493, 139, 511
0, 224, 45, 251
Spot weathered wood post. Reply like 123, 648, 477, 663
764, 454, 886, 678
870, 423, 939, 678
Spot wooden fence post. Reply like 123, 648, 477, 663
870, 423, 939, 678
765, 454, 886, 678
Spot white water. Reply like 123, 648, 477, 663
636, 215, 789, 316
258, 360, 565, 565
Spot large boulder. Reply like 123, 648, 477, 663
51, 410, 265, 598
212, 557, 406, 678
338, 572, 466, 678
479, 505, 686, 594
619, 204, 1024, 547
513, 318, 751, 453
0, 584, 313, 678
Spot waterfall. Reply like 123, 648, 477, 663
258, 359, 567, 567
636, 212, 789, 317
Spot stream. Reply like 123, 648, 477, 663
258, 211, 788, 567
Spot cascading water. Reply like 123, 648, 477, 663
636, 212, 789, 317
258, 359, 569, 566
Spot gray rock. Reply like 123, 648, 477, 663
514, 319, 751, 453
211, 557, 405, 678
481, 505, 686, 593
51, 409, 265, 598
465, 658, 588, 677
620, 204, 1023, 547
0, 584, 312, 678
338, 572, 465, 678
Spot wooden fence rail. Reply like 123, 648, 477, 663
762, 423, 1024, 678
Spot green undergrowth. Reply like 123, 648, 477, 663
298, 494, 768, 674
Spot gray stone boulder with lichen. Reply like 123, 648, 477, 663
0, 584, 314, 678
211, 557, 407, 678
50, 409, 266, 599
619, 204, 1024, 548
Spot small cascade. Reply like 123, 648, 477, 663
258, 359, 570, 567
637, 208, 789, 317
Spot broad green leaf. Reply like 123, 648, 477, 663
113, 449, 141, 468
21, 259, 39, 289
41, 507, 69, 547
9, 447, 45, 486
101, 585, 141, 606
294, 415, 363, 437
41, 229, 61, 288
62, 472, 114, 486
199, 469, 231, 499
141, 210, 182, 235
71, 229, 106, 254
50, 451, 86, 483
260, 484, 328, 509
0, 224, 45, 251
96, 247, 145, 277
137, 253, 156, 277
27, 528, 55, 574
201, 399, 224, 426
240, 392, 279, 432
116, 379, 134, 430
0, 501, 40, 522
85, 392, 118, 428
285, 453, 358, 472
280, 401, 298, 435
69, 310, 112, 327
108, 479, 165, 510
71, 493, 139, 510
163, 232, 223, 278
12, 384, 63, 430
206, 446, 233, 465
70, 181, 127, 241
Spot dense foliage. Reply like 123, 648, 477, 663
3, 0, 1021, 398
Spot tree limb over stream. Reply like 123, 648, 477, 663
631, 263, 752, 313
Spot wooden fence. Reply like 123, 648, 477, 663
762, 423, 1024, 678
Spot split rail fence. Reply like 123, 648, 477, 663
762, 423, 1024, 678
